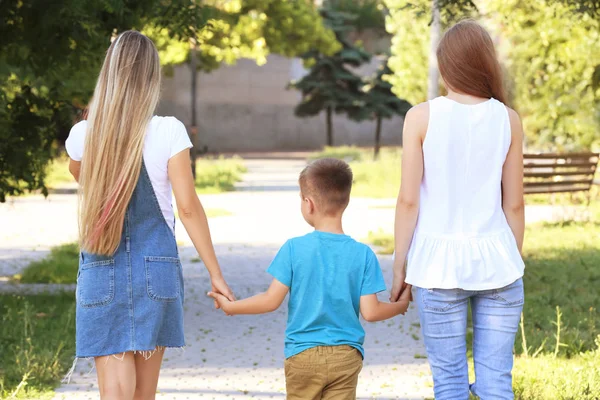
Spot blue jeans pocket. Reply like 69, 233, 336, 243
421, 288, 465, 312
144, 256, 181, 302
77, 259, 115, 308
493, 278, 525, 306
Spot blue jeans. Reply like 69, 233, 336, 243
415, 278, 524, 400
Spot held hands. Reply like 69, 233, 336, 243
207, 291, 233, 315
210, 275, 235, 311
397, 283, 413, 314
390, 259, 411, 303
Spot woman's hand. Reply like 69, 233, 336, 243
390, 260, 408, 302
207, 291, 233, 315
210, 275, 235, 309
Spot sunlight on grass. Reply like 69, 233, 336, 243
44, 155, 73, 189
309, 146, 401, 198
0, 294, 75, 399
18, 243, 79, 284
205, 208, 232, 218
43, 153, 248, 194
195, 156, 247, 194
366, 230, 394, 255
512, 350, 600, 399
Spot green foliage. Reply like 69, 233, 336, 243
146, 0, 340, 71
385, 0, 600, 150
1, 0, 340, 202
325, 0, 387, 32
19, 243, 79, 284
0, 293, 76, 398
361, 58, 412, 157
290, 7, 372, 145
361, 59, 412, 121
489, 0, 600, 150
384, 0, 431, 105
195, 156, 247, 193
44, 154, 74, 189
0, 0, 155, 202
384, 0, 476, 105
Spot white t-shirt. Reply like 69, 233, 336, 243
65, 116, 193, 232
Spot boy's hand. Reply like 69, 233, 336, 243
210, 275, 236, 309
207, 291, 233, 315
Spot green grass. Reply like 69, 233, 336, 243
517, 220, 600, 356
366, 216, 600, 398
0, 293, 76, 399
44, 155, 73, 189
17, 243, 79, 285
366, 230, 395, 255
205, 208, 232, 218
512, 350, 600, 400
309, 146, 401, 198
195, 156, 247, 194
309, 146, 364, 162
42, 153, 248, 194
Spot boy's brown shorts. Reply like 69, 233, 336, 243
284, 345, 363, 400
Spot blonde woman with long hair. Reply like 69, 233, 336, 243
65, 31, 235, 399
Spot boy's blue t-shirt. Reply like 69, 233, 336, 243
267, 231, 387, 359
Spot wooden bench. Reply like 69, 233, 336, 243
523, 152, 599, 203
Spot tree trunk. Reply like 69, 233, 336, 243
326, 106, 333, 146
190, 41, 198, 179
374, 116, 382, 160
428, 0, 441, 100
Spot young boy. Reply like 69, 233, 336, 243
208, 158, 412, 400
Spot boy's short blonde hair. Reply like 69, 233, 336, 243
299, 158, 353, 215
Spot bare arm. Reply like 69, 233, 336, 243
360, 285, 412, 322
502, 108, 525, 253
208, 279, 289, 315
391, 104, 427, 302
169, 149, 234, 301
69, 159, 81, 182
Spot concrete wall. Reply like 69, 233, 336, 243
157, 54, 405, 152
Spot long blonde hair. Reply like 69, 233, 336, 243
79, 31, 161, 255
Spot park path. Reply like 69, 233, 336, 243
0, 156, 432, 400
0, 154, 575, 399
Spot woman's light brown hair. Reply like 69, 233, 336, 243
437, 20, 507, 104
79, 31, 161, 255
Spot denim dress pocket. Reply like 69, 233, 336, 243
77, 259, 115, 308
144, 256, 181, 302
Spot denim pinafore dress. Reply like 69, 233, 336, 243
75, 162, 185, 357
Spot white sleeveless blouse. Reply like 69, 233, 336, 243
405, 96, 525, 290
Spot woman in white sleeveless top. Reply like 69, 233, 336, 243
390, 21, 525, 399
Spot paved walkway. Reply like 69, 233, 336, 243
0, 156, 580, 399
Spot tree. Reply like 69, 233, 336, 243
145, 0, 340, 174
384, 0, 476, 103
0, 0, 157, 202
384, 0, 600, 150
290, 8, 372, 146
488, 0, 600, 150
0, 0, 340, 200
360, 58, 411, 159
